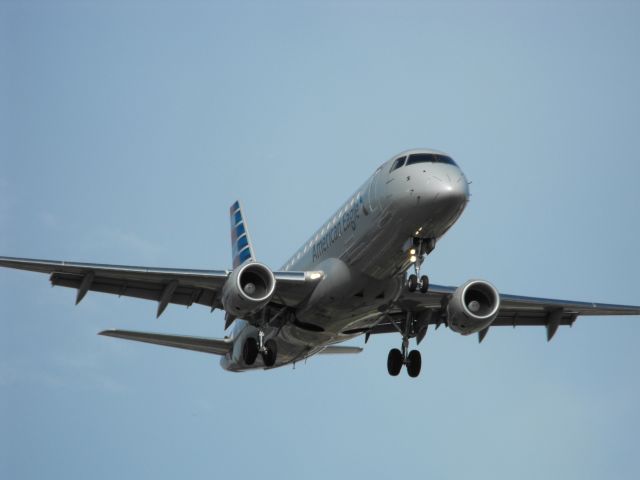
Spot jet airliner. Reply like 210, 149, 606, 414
2, 149, 638, 377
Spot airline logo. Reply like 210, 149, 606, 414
312, 198, 362, 262
230, 201, 253, 268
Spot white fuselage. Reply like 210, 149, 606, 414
221, 149, 469, 371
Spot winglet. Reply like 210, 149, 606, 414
230, 200, 256, 268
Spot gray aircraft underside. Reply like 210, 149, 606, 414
2, 148, 639, 377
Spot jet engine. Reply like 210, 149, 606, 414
447, 280, 500, 335
221, 262, 276, 317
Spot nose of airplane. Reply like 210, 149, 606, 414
430, 168, 469, 208
385, 154, 470, 229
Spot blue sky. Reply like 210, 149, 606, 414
1, 1, 640, 479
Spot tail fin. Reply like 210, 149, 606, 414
230, 200, 256, 268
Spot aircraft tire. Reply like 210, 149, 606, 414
419, 275, 429, 293
408, 274, 418, 292
406, 350, 421, 378
262, 339, 278, 367
243, 337, 259, 365
387, 348, 403, 376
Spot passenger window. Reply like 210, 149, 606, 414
390, 156, 406, 172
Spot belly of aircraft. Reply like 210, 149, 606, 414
224, 304, 385, 372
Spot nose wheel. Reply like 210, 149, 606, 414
407, 274, 429, 293
406, 237, 434, 293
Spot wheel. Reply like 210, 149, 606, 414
406, 350, 422, 378
242, 337, 259, 365
262, 339, 278, 367
419, 275, 429, 293
407, 274, 418, 292
387, 348, 403, 376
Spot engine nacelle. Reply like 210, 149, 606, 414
447, 280, 500, 335
221, 262, 276, 318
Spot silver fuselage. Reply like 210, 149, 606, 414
221, 149, 469, 371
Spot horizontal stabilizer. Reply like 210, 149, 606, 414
99, 329, 232, 356
319, 345, 363, 355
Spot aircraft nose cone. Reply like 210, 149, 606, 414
431, 171, 469, 207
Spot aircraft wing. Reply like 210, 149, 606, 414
0, 256, 321, 317
373, 284, 640, 341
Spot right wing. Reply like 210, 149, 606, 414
0, 256, 322, 316
373, 283, 640, 341
99, 329, 232, 355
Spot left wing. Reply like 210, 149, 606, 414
373, 283, 640, 341
0, 256, 321, 317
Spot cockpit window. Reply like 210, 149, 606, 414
406, 153, 457, 166
390, 156, 406, 172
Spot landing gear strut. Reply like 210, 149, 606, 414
407, 237, 435, 293
242, 330, 278, 367
386, 312, 422, 378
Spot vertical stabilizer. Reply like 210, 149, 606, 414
230, 200, 256, 268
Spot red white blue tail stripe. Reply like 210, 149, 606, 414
230, 200, 255, 268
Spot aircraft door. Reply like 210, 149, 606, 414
367, 167, 382, 213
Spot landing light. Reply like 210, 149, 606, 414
309, 272, 323, 280
409, 248, 416, 255
409, 255, 417, 263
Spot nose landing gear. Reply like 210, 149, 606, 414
407, 237, 435, 293
407, 274, 429, 293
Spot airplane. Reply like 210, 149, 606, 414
1, 148, 639, 378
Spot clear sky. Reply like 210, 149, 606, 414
1, 1, 640, 479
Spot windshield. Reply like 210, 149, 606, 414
389, 156, 406, 172
406, 153, 457, 166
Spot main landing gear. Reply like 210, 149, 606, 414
387, 341, 422, 377
242, 330, 278, 367
386, 312, 423, 378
